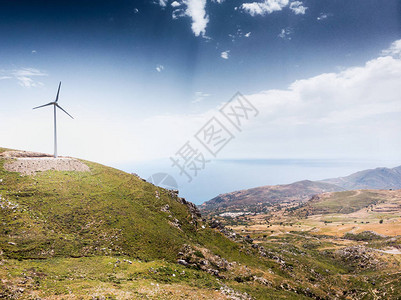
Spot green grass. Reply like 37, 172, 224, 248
0, 157, 205, 261
309, 190, 383, 214
2, 149, 401, 299
0, 256, 220, 298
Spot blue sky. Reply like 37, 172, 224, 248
1, 0, 401, 203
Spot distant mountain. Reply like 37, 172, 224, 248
201, 165, 401, 213
200, 180, 344, 212
319, 166, 401, 190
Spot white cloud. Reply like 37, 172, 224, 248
171, 1, 181, 7
169, 0, 208, 36
133, 8, 139, 13
289, 1, 307, 15
132, 39, 401, 161
381, 39, 401, 58
241, 0, 289, 16
31, 50, 37, 54
278, 28, 292, 40
212, 0, 225, 3
230, 42, 401, 159
245, 32, 251, 38
156, 65, 164, 72
241, 0, 307, 16
184, 0, 209, 37
221, 50, 230, 59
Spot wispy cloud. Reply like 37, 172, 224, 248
317, 13, 332, 21
289, 1, 307, 15
13, 68, 47, 87
228, 29, 251, 42
192, 91, 211, 103
171, 1, 181, 7
278, 28, 292, 40
172, 8, 186, 19
156, 64, 165, 72
221, 50, 230, 59
159, 0, 168, 7
0, 68, 47, 87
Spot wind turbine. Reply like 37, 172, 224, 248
33, 82, 73, 158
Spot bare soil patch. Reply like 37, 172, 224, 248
1, 151, 90, 175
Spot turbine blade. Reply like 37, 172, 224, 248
56, 103, 74, 119
33, 102, 53, 110
55, 81, 61, 102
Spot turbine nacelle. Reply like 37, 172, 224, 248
33, 82, 73, 119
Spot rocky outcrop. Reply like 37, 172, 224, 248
175, 196, 201, 220
334, 246, 384, 271
177, 244, 231, 278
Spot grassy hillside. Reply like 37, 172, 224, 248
304, 190, 386, 215
2, 148, 401, 299
0, 148, 200, 261
293, 189, 401, 217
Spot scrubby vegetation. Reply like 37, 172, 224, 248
1, 147, 401, 299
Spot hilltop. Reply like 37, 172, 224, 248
0, 148, 205, 261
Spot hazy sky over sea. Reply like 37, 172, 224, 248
1, 0, 400, 203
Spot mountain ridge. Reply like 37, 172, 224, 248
201, 164, 401, 213
319, 165, 401, 190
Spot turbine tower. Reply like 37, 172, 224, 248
33, 82, 73, 158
